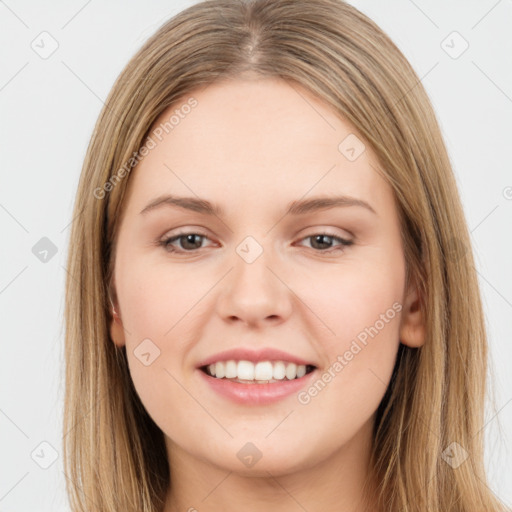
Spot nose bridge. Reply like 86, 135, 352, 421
216, 234, 292, 325
232, 234, 279, 301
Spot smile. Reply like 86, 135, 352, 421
198, 361, 318, 405
201, 359, 316, 383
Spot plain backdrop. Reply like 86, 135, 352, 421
1, 1, 511, 510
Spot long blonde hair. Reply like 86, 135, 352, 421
63, 0, 509, 510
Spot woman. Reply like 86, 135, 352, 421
63, 0, 510, 510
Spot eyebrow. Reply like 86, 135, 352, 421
139, 194, 377, 217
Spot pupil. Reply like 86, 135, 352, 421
183, 234, 201, 249
313, 234, 331, 249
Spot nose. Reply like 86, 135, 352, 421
215, 246, 293, 328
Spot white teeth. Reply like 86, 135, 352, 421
206, 360, 311, 381
215, 361, 225, 378
225, 360, 237, 378
254, 361, 273, 380
285, 362, 297, 380
237, 360, 254, 380
272, 361, 286, 380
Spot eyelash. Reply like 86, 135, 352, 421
159, 230, 354, 255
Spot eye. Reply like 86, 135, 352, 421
159, 230, 353, 255
160, 232, 214, 253
296, 232, 353, 253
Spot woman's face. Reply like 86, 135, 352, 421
110, 77, 424, 477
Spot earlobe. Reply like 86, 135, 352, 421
399, 282, 426, 348
109, 300, 126, 347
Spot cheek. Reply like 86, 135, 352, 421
116, 254, 208, 340
300, 252, 404, 348
292, 251, 404, 409
116, 257, 206, 428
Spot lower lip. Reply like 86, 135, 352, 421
197, 368, 317, 405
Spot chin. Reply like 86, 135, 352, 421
207, 438, 316, 477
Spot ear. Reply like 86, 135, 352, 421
110, 304, 126, 347
399, 279, 426, 348
109, 290, 126, 347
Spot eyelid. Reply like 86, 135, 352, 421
159, 226, 211, 241
293, 230, 353, 251
297, 225, 354, 241
300, 230, 352, 242
293, 226, 357, 248
160, 230, 215, 248
159, 226, 353, 242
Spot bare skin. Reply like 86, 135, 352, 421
110, 77, 425, 512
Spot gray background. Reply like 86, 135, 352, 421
1, 0, 511, 510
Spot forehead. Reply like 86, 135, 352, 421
124, 77, 392, 217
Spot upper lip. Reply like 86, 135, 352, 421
196, 347, 317, 368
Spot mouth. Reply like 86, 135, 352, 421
199, 360, 317, 384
